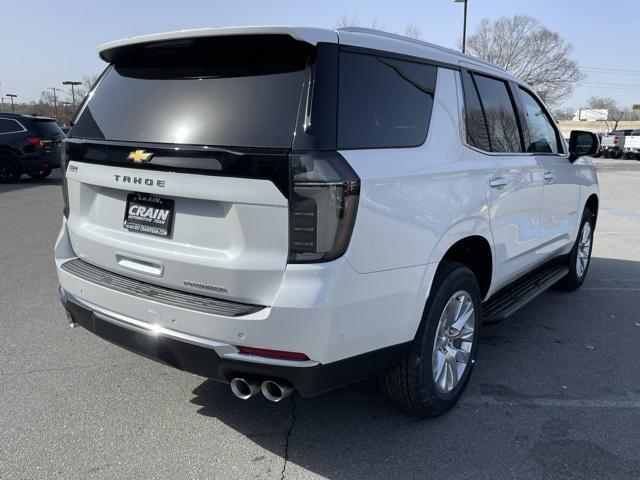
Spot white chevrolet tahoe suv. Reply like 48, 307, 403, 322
56, 26, 599, 417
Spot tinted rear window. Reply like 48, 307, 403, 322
337, 52, 437, 149
0, 118, 24, 134
472, 74, 522, 153
71, 35, 310, 149
461, 71, 491, 151
33, 120, 63, 136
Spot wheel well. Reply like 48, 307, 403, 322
0, 148, 19, 160
585, 194, 599, 223
440, 236, 492, 298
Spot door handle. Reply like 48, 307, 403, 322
489, 176, 509, 188
544, 170, 557, 183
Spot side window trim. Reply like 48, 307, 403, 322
0, 118, 27, 135
517, 86, 565, 155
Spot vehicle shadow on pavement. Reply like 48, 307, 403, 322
188, 256, 640, 479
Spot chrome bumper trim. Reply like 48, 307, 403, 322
60, 288, 319, 368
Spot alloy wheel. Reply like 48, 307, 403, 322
576, 222, 592, 279
432, 290, 475, 394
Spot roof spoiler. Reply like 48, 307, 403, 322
97, 26, 338, 62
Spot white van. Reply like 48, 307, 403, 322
56, 26, 599, 417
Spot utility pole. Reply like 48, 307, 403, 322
63, 80, 82, 109
49, 87, 60, 118
6, 94, 17, 113
0, 82, 4, 111
454, 0, 469, 53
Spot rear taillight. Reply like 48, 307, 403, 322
61, 141, 70, 218
288, 152, 360, 263
27, 137, 44, 148
613, 136, 619, 145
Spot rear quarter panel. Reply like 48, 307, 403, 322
340, 68, 496, 334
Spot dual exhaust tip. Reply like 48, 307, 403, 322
230, 377, 293, 402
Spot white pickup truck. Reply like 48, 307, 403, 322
623, 129, 640, 160
600, 129, 635, 158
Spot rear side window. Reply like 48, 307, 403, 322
460, 71, 491, 151
467, 73, 523, 153
33, 120, 63, 136
0, 118, 24, 134
338, 52, 437, 149
72, 35, 310, 149
518, 88, 560, 154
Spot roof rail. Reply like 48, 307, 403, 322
337, 27, 504, 71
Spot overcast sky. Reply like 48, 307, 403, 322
1, 0, 639, 109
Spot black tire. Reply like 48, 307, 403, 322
28, 167, 52, 179
0, 156, 21, 183
558, 208, 595, 292
379, 261, 482, 418
611, 150, 623, 159
602, 150, 610, 158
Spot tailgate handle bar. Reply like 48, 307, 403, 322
115, 252, 164, 278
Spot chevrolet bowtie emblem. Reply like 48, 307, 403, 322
127, 149, 153, 163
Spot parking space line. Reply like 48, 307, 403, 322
463, 396, 640, 409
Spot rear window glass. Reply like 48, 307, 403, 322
71, 35, 310, 149
33, 120, 63, 136
472, 74, 523, 153
461, 71, 491, 151
337, 52, 437, 149
0, 118, 24, 134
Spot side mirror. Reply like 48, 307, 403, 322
568, 130, 598, 162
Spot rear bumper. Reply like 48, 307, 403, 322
60, 287, 409, 396
21, 151, 61, 172
55, 214, 430, 394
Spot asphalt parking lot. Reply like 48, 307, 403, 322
1, 158, 639, 479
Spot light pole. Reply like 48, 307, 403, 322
61, 101, 72, 125
6, 94, 17, 113
63, 81, 82, 109
454, 0, 468, 53
49, 87, 60, 118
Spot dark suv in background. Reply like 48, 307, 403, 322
0, 113, 65, 182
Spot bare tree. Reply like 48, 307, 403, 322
586, 96, 617, 110
582, 96, 624, 130
606, 109, 624, 132
335, 14, 417, 39
335, 13, 360, 28
466, 15, 584, 107
404, 23, 423, 40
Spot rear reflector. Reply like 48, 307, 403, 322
237, 346, 310, 361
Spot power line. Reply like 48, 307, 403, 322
578, 81, 640, 88
581, 70, 640, 78
582, 66, 640, 74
